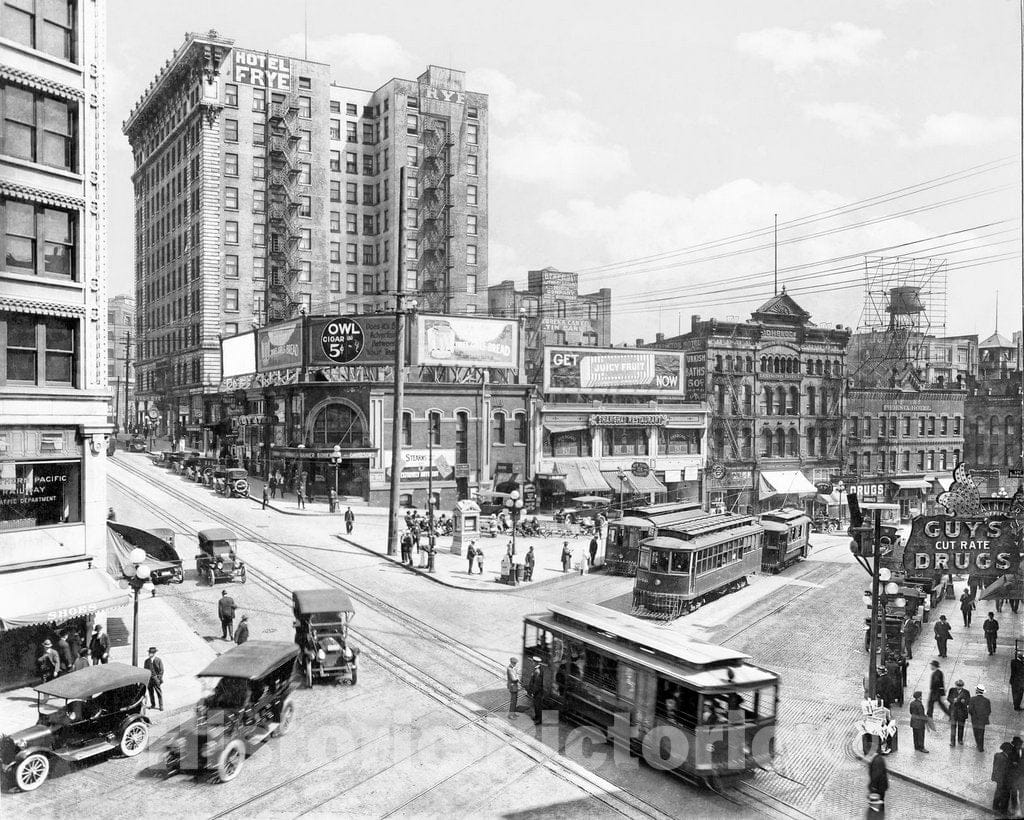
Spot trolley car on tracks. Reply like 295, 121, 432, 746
631, 512, 764, 620
605, 501, 703, 576
757, 508, 812, 573
522, 603, 778, 785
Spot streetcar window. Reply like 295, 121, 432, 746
651, 549, 671, 573
639, 547, 651, 570
524, 624, 548, 655
656, 678, 698, 728
754, 685, 777, 719
670, 551, 690, 573
584, 649, 618, 692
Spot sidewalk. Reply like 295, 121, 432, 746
0, 597, 216, 734
874, 580, 1024, 813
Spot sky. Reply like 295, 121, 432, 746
106, 0, 1022, 343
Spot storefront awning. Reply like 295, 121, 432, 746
758, 470, 817, 500
890, 478, 932, 492
555, 460, 609, 493
543, 419, 591, 433
0, 567, 131, 630
601, 470, 667, 495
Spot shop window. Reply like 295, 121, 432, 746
2, 313, 76, 386
2, 198, 76, 280
0, 459, 81, 531
602, 427, 648, 456
658, 428, 700, 454
310, 403, 365, 447
548, 430, 590, 458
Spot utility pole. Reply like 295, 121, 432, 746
124, 330, 132, 433
866, 509, 882, 699
386, 167, 408, 557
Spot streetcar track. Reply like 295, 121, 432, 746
110, 455, 814, 820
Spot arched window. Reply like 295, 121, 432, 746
515, 412, 527, 445
401, 411, 412, 446
760, 356, 768, 372
807, 386, 816, 415
773, 356, 781, 373
807, 426, 816, 455
787, 428, 799, 457
429, 411, 442, 446
725, 355, 733, 372
1006, 416, 1015, 466
815, 360, 823, 375
765, 386, 774, 415
806, 360, 814, 375
310, 402, 365, 447
746, 356, 753, 372
715, 354, 723, 372
741, 427, 752, 459
762, 429, 772, 456
789, 386, 799, 415
774, 428, 786, 457
824, 360, 832, 377
849, 416, 858, 436
775, 386, 786, 415
492, 411, 506, 445
743, 384, 753, 414
455, 411, 468, 462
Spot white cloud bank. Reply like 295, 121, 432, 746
736, 22, 885, 74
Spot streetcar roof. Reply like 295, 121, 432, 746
535, 603, 752, 668
758, 520, 790, 533
642, 523, 764, 551
759, 508, 811, 523
622, 501, 702, 518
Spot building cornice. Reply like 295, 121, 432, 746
0, 180, 85, 210
0, 295, 87, 319
0, 64, 84, 100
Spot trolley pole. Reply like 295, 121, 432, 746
866, 510, 882, 699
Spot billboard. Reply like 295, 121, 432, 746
544, 348, 685, 395
683, 350, 706, 401
231, 49, 292, 90
902, 516, 1020, 575
413, 315, 517, 369
220, 331, 256, 378
382, 449, 456, 482
307, 315, 396, 367
257, 319, 303, 372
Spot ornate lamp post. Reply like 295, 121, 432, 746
617, 468, 627, 513
330, 444, 342, 497
126, 548, 154, 666
504, 490, 525, 558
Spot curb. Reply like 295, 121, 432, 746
851, 738, 995, 815
335, 534, 608, 593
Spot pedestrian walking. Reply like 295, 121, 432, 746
218, 589, 237, 640
968, 685, 992, 751
867, 750, 889, 811
524, 546, 536, 582
506, 657, 520, 718
66, 628, 82, 665
527, 658, 545, 724
37, 639, 60, 683
993, 741, 1015, 814
143, 647, 164, 710
927, 660, 950, 717
1011, 651, 1024, 710
960, 589, 976, 627
56, 631, 73, 673
996, 596, 1005, 614
89, 624, 109, 665
933, 615, 952, 658
902, 616, 917, 660
909, 690, 932, 752
261, 483, 269, 509
588, 536, 599, 571
71, 648, 90, 672
344, 507, 355, 534
1009, 736, 1024, 814
234, 614, 249, 645
476, 545, 485, 575
466, 541, 477, 574
983, 612, 999, 655
948, 678, 970, 746
296, 487, 306, 509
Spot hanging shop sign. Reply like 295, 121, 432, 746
590, 414, 668, 427
413, 316, 518, 369
382, 449, 456, 482
231, 49, 292, 90
902, 516, 1020, 574
307, 315, 396, 367
545, 347, 685, 395
257, 319, 303, 372
631, 462, 651, 478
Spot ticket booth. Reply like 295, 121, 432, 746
451, 499, 481, 555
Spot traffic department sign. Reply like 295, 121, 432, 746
902, 515, 1020, 575
320, 319, 365, 364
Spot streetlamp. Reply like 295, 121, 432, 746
504, 490, 525, 558
126, 548, 154, 666
617, 468, 627, 513
330, 444, 342, 510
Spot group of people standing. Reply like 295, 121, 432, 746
217, 589, 250, 645
37, 624, 111, 683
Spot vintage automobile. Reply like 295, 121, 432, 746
196, 528, 246, 585
1, 664, 152, 792
218, 468, 250, 498
161, 452, 184, 470
292, 589, 359, 687
108, 522, 184, 584
128, 436, 148, 452
164, 641, 299, 783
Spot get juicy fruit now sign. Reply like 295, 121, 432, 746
902, 515, 1021, 574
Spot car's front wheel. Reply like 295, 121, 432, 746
206, 568, 215, 587
120, 720, 149, 757
14, 752, 50, 792
216, 739, 246, 783
274, 697, 295, 737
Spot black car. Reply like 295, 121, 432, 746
293, 589, 359, 687
165, 641, 299, 782
1, 664, 152, 792
128, 437, 148, 452
196, 528, 246, 585
108, 522, 184, 584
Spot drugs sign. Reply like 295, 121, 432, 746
902, 515, 1021, 575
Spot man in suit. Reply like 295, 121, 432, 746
927, 660, 949, 718
909, 690, 931, 752
218, 590, 236, 640
934, 615, 952, 658
56, 631, 74, 673
234, 614, 249, 645
344, 507, 355, 534
948, 678, 971, 746
1010, 652, 1024, 710
89, 624, 109, 665
506, 657, 521, 719
969, 685, 992, 751
527, 658, 545, 724
867, 750, 889, 809
983, 612, 1000, 655
143, 646, 164, 710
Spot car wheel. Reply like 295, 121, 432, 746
206, 568, 215, 587
216, 739, 246, 783
274, 697, 295, 737
305, 663, 313, 689
349, 666, 358, 686
120, 720, 149, 756
14, 752, 50, 792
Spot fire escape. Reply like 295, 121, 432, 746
266, 93, 302, 322
417, 117, 454, 312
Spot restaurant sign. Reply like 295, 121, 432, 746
902, 516, 1019, 574
590, 414, 668, 427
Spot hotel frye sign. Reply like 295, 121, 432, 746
231, 49, 292, 90
902, 516, 1020, 574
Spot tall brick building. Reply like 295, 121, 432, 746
123, 31, 488, 444
965, 330, 1022, 493
107, 293, 134, 430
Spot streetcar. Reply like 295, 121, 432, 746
522, 603, 778, 784
605, 501, 703, 576
757, 508, 812, 573
631, 512, 764, 620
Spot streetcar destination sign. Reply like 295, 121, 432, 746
902, 515, 1021, 574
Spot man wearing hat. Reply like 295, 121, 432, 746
909, 690, 932, 752
143, 647, 164, 710
233, 614, 249, 645
927, 660, 949, 718
37, 639, 60, 683
948, 678, 970, 746
968, 684, 992, 751
218, 590, 237, 641
527, 657, 546, 724
1010, 652, 1024, 710
506, 657, 521, 718
89, 623, 109, 665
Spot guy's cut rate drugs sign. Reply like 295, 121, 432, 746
902, 515, 1021, 575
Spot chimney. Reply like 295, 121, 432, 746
691, 314, 701, 331
655, 332, 665, 343
636, 338, 644, 347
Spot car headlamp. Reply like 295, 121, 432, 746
216, 561, 223, 570
317, 649, 326, 660
13, 738, 26, 749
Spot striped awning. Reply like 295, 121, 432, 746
602, 470, 667, 495
0, 296, 86, 319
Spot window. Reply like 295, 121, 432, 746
252, 155, 265, 179
954, 416, 962, 435
362, 184, 374, 205
252, 88, 266, 112
515, 413, 527, 445
467, 123, 478, 144
224, 254, 238, 278
405, 269, 418, 291
224, 289, 238, 312
467, 245, 477, 265
298, 76, 311, 90
918, 416, 925, 435
299, 162, 311, 184
346, 121, 357, 143
467, 106, 478, 119
298, 96, 311, 118
362, 245, 374, 265
926, 451, 935, 471
330, 211, 341, 233
346, 182, 357, 203
602, 427, 649, 456
2, 199, 76, 280
2, 85, 77, 171
252, 124, 264, 146
299, 228, 311, 250
362, 154, 374, 175
296, 129, 311, 152
362, 214, 374, 235
346, 272, 357, 293
940, 416, 948, 436
252, 257, 264, 280
492, 412, 506, 445
429, 411, 442, 446
224, 323, 238, 336
927, 416, 935, 436
406, 208, 418, 229
547, 430, 590, 458
467, 184, 478, 206
310, 403, 366, 447
2, 0, 77, 61
329, 118, 341, 139
406, 95, 417, 110
406, 114, 418, 134
329, 270, 341, 292
466, 214, 478, 235
554, 330, 567, 345
466, 273, 477, 294
346, 213, 357, 234
252, 224, 265, 247
253, 292, 265, 318
0, 459, 81, 529
224, 152, 238, 176
299, 261, 311, 283
224, 187, 238, 210
299, 195, 311, 217
362, 273, 374, 293
467, 153, 478, 175
225, 118, 238, 142
362, 122, 374, 144
346, 243, 357, 264
346, 103, 357, 116
225, 221, 238, 244
2, 313, 76, 386
401, 412, 413, 446
406, 146, 418, 166
405, 174, 418, 198
330, 241, 341, 263
329, 179, 341, 202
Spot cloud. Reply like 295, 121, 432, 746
804, 102, 899, 141
275, 32, 415, 80
915, 112, 1017, 147
465, 68, 543, 127
736, 22, 884, 74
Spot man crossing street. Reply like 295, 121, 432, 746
143, 647, 164, 710
344, 507, 355, 534
927, 660, 949, 718
218, 590, 237, 640
983, 612, 1000, 655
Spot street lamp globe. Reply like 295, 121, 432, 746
884, 581, 899, 596
510, 489, 520, 501
135, 563, 151, 580
895, 596, 906, 609
878, 568, 892, 583
129, 547, 147, 566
